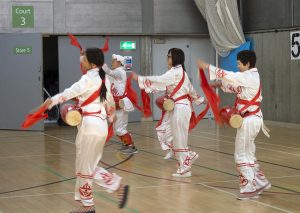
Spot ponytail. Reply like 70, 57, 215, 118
85, 47, 107, 102
181, 63, 186, 72
99, 67, 107, 102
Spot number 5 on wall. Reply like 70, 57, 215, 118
291, 31, 300, 60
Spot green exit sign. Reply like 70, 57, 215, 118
12, 6, 34, 28
14, 47, 32, 55
120, 41, 136, 50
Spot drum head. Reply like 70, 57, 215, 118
229, 114, 243, 128
119, 99, 125, 109
65, 110, 82, 126
163, 99, 175, 111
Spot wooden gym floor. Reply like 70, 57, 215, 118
0, 120, 299, 213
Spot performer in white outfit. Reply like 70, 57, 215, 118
102, 54, 138, 154
48, 48, 129, 212
198, 50, 271, 199
132, 48, 205, 177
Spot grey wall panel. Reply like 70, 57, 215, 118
242, 0, 292, 31
154, 0, 208, 34
65, 0, 142, 34
293, 0, 300, 27
53, 0, 66, 34
58, 35, 142, 122
0, 0, 53, 33
262, 32, 291, 122
1, 0, 208, 35
142, 0, 154, 34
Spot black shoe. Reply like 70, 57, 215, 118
70, 206, 95, 213
118, 185, 129, 209
121, 146, 138, 155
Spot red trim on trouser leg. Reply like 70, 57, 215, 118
119, 133, 133, 146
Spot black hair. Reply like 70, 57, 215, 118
85, 48, 107, 102
237, 50, 256, 68
168, 48, 186, 71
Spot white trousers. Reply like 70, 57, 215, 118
156, 112, 172, 151
156, 104, 196, 174
74, 116, 122, 206
235, 115, 269, 193
113, 109, 129, 136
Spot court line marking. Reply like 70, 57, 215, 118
197, 183, 293, 213
41, 132, 300, 190
189, 134, 300, 157
131, 128, 300, 157
131, 124, 300, 150
201, 131, 300, 150
0, 133, 296, 213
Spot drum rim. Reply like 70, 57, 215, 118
229, 114, 243, 128
163, 99, 175, 111
119, 99, 125, 108
65, 110, 82, 126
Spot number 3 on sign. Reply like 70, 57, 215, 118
291, 31, 300, 60
20, 16, 26, 26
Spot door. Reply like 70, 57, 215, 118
0, 33, 43, 130
152, 40, 191, 120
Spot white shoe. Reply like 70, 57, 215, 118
163, 150, 173, 159
172, 171, 192, 178
188, 152, 199, 166
258, 182, 271, 195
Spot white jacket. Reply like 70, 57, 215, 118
138, 65, 204, 106
209, 65, 262, 116
50, 68, 114, 119
102, 64, 134, 112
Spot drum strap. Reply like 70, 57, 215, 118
78, 82, 104, 108
168, 69, 185, 98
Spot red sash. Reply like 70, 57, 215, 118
234, 84, 261, 117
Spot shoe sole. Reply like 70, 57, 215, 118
237, 195, 259, 200
121, 150, 138, 155
237, 191, 260, 200
172, 172, 192, 178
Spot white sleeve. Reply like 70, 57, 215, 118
104, 78, 115, 107
188, 81, 204, 105
208, 65, 249, 87
137, 71, 175, 93
102, 64, 122, 80
220, 80, 242, 94
104, 78, 116, 117
50, 75, 91, 107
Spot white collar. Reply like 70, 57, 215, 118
174, 64, 182, 69
248, 68, 258, 72
87, 67, 99, 73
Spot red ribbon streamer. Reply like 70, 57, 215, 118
21, 104, 49, 129
126, 73, 152, 117
199, 68, 222, 125
67, 33, 82, 50
101, 37, 109, 53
